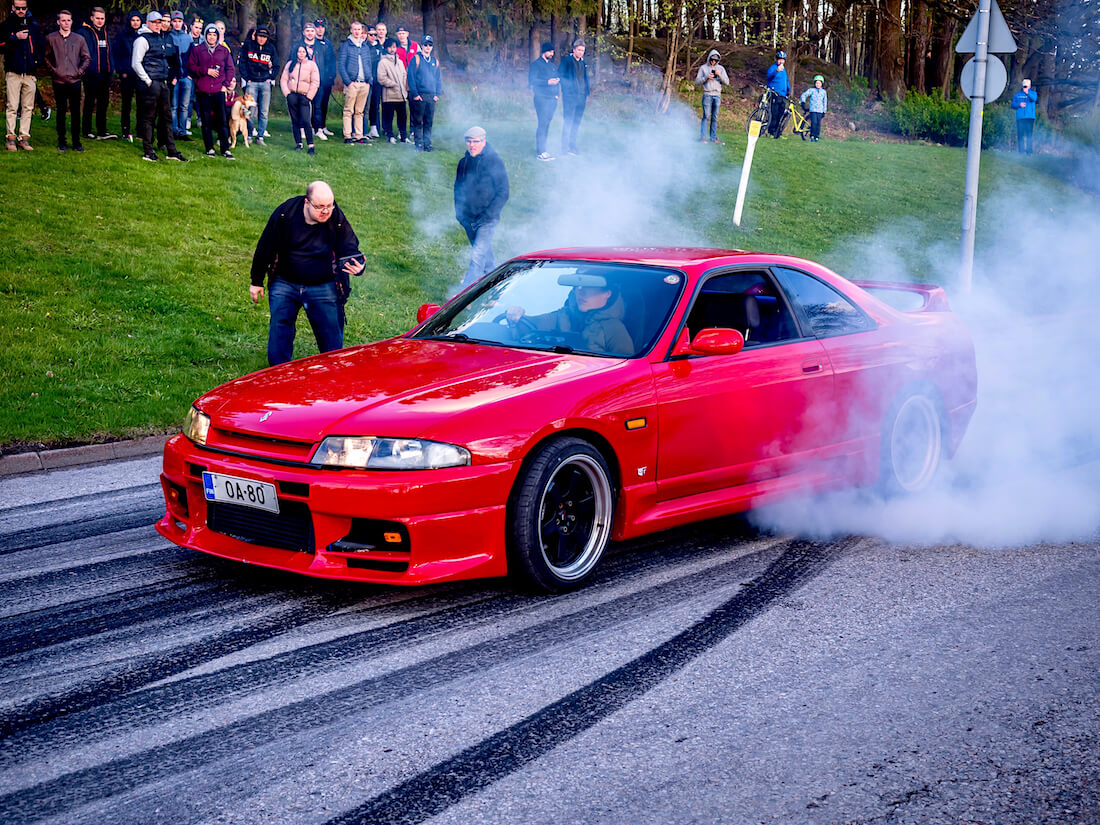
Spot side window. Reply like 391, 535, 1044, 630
684, 271, 799, 346
773, 267, 876, 337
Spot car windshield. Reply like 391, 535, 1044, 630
414, 260, 685, 358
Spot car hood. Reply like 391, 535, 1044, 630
197, 338, 620, 443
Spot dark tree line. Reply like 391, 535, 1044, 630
4, 0, 1093, 118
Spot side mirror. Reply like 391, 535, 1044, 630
671, 327, 745, 357
416, 303, 441, 323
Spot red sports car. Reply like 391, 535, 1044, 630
157, 248, 976, 591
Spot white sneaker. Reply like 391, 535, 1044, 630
537, 152, 555, 161
263, 130, 270, 137
389, 136, 396, 144
185, 119, 191, 130
325, 127, 336, 136
368, 126, 379, 138
316, 130, 328, 141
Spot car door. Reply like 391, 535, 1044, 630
651, 269, 837, 502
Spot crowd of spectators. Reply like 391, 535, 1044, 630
2, 3, 450, 157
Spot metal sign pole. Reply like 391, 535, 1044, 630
959, 0, 993, 293
733, 120, 762, 227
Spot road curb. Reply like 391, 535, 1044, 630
0, 435, 169, 478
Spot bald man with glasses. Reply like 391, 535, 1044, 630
250, 181, 366, 365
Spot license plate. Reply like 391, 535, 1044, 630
202, 472, 280, 514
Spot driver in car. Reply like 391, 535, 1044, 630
506, 279, 634, 355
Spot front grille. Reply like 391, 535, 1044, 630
207, 500, 314, 553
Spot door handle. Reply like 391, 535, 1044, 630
801, 360, 824, 374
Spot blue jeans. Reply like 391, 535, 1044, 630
267, 278, 343, 366
245, 80, 271, 137
534, 95, 557, 154
1016, 117, 1034, 154
700, 95, 719, 141
461, 222, 497, 287
561, 95, 586, 153
172, 76, 193, 134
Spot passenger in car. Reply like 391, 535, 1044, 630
507, 284, 634, 355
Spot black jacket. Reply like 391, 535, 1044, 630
528, 56, 559, 99
239, 35, 278, 82
0, 12, 44, 74
79, 20, 113, 76
251, 196, 360, 287
454, 143, 510, 228
558, 55, 590, 99
111, 13, 143, 78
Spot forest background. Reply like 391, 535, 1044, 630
1, 0, 1096, 129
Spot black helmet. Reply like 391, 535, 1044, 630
776, 50, 787, 59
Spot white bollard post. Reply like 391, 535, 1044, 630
733, 120, 762, 227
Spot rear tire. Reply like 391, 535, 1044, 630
509, 437, 615, 593
746, 106, 769, 134
880, 391, 944, 495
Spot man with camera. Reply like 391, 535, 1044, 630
695, 49, 729, 143
2, 0, 45, 151
250, 181, 365, 366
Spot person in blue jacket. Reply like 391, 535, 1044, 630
408, 35, 442, 152
765, 50, 789, 138
799, 74, 827, 142
1011, 78, 1037, 155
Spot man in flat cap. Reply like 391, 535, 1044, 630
454, 126, 509, 287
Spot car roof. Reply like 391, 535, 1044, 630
518, 247, 762, 268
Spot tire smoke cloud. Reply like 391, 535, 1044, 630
753, 165, 1100, 547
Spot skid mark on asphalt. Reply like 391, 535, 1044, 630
0, 537, 799, 823
321, 537, 859, 825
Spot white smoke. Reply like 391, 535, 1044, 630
408, 66, 741, 284
752, 162, 1100, 547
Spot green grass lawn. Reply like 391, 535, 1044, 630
0, 81, 1090, 450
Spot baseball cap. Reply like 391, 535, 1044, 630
396, 25, 408, 32
170, 11, 184, 19
313, 18, 325, 26
422, 35, 434, 45
255, 26, 269, 36
146, 11, 162, 23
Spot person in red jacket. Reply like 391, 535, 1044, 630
187, 23, 235, 158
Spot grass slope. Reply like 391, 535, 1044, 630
0, 82, 1088, 450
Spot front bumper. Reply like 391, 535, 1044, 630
155, 433, 518, 585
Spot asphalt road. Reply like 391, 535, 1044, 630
0, 456, 1097, 825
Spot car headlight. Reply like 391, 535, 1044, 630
184, 406, 211, 445
311, 436, 471, 470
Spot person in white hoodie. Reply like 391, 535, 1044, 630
695, 49, 729, 143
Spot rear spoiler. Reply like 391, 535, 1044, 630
852, 280, 952, 312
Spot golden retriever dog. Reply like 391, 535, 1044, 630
229, 92, 257, 149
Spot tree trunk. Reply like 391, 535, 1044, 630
907, 0, 929, 94
236, 0, 256, 41
377, 0, 389, 25
657, 7, 682, 113
928, 10, 955, 100
876, 0, 905, 100
430, 1, 450, 63
626, 0, 636, 73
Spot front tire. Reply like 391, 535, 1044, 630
880, 391, 944, 495
509, 437, 615, 592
